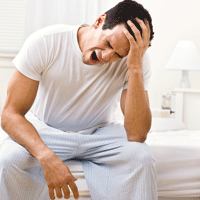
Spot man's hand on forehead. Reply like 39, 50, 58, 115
123, 18, 150, 70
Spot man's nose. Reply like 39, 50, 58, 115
101, 49, 114, 62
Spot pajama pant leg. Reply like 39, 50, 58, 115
80, 123, 158, 200
0, 138, 49, 200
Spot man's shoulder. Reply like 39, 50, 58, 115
36, 24, 77, 37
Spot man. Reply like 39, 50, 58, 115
0, 0, 157, 199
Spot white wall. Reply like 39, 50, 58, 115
145, 0, 200, 108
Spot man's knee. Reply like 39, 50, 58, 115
0, 142, 32, 172
123, 141, 155, 167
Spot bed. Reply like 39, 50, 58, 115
147, 117, 200, 200
0, 117, 200, 200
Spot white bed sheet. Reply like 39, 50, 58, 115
146, 130, 200, 198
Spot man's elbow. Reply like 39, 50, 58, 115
124, 123, 150, 143
1, 108, 16, 131
123, 114, 152, 142
1, 109, 10, 131
127, 134, 147, 143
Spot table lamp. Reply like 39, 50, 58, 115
165, 40, 200, 88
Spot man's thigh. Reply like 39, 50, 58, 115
79, 122, 152, 164
26, 113, 81, 161
0, 136, 41, 170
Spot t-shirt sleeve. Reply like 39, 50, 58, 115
123, 52, 152, 91
12, 31, 47, 81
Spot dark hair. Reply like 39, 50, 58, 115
102, 0, 154, 46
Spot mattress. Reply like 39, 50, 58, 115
146, 130, 200, 198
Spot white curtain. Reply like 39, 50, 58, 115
24, 0, 149, 40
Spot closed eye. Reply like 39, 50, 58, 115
107, 40, 123, 59
116, 52, 123, 59
107, 40, 112, 49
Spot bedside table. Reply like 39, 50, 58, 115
151, 108, 172, 118
171, 88, 200, 130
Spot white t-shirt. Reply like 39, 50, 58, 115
13, 24, 151, 132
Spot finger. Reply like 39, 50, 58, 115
48, 187, 55, 200
144, 19, 151, 42
135, 18, 149, 44
127, 20, 143, 45
138, 18, 150, 47
73, 176, 78, 181
55, 187, 63, 199
123, 27, 137, 46
62, 184, 70, 199
68, 181, 79, 199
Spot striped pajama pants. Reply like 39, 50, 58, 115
0, 113, 158, 200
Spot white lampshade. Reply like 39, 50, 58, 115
165, 41, 200, 88
166, 41, 200, 70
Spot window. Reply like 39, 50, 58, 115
0, 0, 27, 54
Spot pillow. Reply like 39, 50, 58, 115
149, 118, 186, 132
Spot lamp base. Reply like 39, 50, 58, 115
180, 70, 190, 88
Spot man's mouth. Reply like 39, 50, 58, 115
90, 51, 100, 63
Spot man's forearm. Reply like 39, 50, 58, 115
124, 68, 151, 142
122, 18, 152, 142
1, 111, 80, 199
1, 111, 53, 163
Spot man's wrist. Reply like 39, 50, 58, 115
128, 67, 143, 76
128, 61, 143, 72
35, 145, 55, 165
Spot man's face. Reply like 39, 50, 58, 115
81, 23, 130, 65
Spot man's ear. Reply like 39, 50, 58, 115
93, 14, 107, 29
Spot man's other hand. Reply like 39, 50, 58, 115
39, 151, 79, 199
